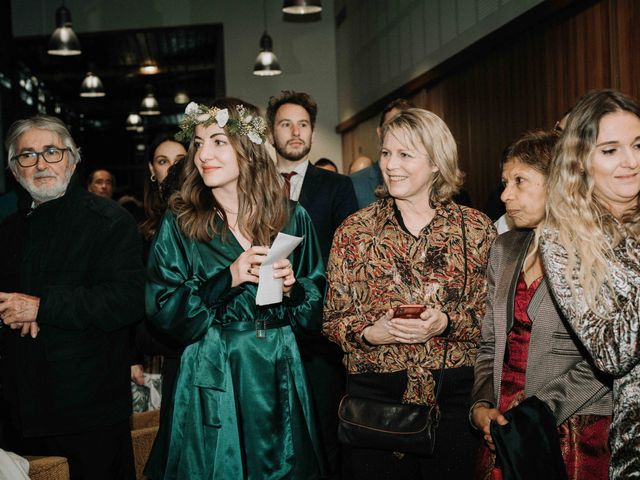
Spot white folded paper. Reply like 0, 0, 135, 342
256, 232, 303, 306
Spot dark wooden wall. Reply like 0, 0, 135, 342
339, 0, 640, 213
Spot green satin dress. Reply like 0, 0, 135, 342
144, 205, 326, 480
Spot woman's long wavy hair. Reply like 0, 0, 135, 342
543, 89, 640, 307
377, 108, 464, 206
169, 98, 289, 245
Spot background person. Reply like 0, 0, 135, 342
139, 135, 187, 242
471, 130, 612, 479
324, 108, 495, 479
86, 168, 115, 198
348, 155, 373, 175
540, 89, 640, 479
132, 135, 187, 412
315, 157, 339, 173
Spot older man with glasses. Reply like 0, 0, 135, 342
0, 115, 144, 480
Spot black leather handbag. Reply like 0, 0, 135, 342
337, 207, 468, 456
337, 350, 446, 456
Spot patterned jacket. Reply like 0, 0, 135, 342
541, 227, 640, 479
323, 198, 495, 406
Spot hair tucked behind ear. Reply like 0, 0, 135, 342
170, 97, 289, 245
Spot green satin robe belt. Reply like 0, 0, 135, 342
222, 318, 290, 332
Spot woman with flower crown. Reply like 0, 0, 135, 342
144, 97, 326, 479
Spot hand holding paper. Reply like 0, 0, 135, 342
256, 232, 304, 306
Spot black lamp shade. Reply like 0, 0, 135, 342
253, 33, 282, 76
79, 72, 105, 97
48, 6, 81, 56
140, 93, 160, 115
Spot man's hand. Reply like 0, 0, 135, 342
0, 292, 41, 338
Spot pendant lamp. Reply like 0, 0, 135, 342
253, 0, 282, 76
282, 0, 322, 14
79, 72, 105, 97
140, 86, 160, 115
126, 113, 143, 131
48, 4, 81, 56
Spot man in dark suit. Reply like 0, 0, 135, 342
267, 91, 358, 478
267, 90, 358, 264
0, 116, 144, 480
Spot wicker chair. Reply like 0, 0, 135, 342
131, 409, 160, 480
26, 456, 70, 480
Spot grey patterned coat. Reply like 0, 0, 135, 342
541, 227, 640, 479
472, 229, 612, 423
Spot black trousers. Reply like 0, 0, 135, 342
8, 419, 135, 480
342, 366, 479, 480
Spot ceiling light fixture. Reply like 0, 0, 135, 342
139, 62, 159, 75
174, 91, 190, 104
253, 0, 282, 76
139, 86, 160, 115
47, 3, 81, 56
282, 0, 322, 14
79, 72, 105, 97
126, 113, 143, 131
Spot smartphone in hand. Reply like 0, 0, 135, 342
393, 304, 426, 319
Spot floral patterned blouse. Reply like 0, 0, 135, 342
323, 198, 496, 406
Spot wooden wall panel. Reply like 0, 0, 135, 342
341, 0, 636, 213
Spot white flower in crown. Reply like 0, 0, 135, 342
215, 109, 229, 128
247, 131, 263, 145
196, 113, 210, 123
185, 102, 199, 116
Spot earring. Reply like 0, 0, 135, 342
150, 174, 157, 182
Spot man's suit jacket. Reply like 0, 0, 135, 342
471, 229, 612, 424
298, 163, 359, 264
350, 162, 382, 209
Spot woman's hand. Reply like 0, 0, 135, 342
362, 309, 396, 345
273, 259, 296, 295
230, 246, 269, 288
388, 308, 448, 344
471, 404, 508, 451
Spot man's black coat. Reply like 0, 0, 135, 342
0, 180, 144, 437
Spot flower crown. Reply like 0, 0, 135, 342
175, 102, 267, 145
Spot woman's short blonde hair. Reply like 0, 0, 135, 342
378, 108, 463, 206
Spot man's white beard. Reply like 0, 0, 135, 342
16, 167, 73, 204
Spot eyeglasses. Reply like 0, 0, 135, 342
11, 147, 69, 168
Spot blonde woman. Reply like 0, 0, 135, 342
144, 98, 326, 479
324, 108, 495, 479
540, 89, 640, 479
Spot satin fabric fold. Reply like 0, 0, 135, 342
144, 205, 326, 479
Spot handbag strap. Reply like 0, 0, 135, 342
433, 204, 468, 404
